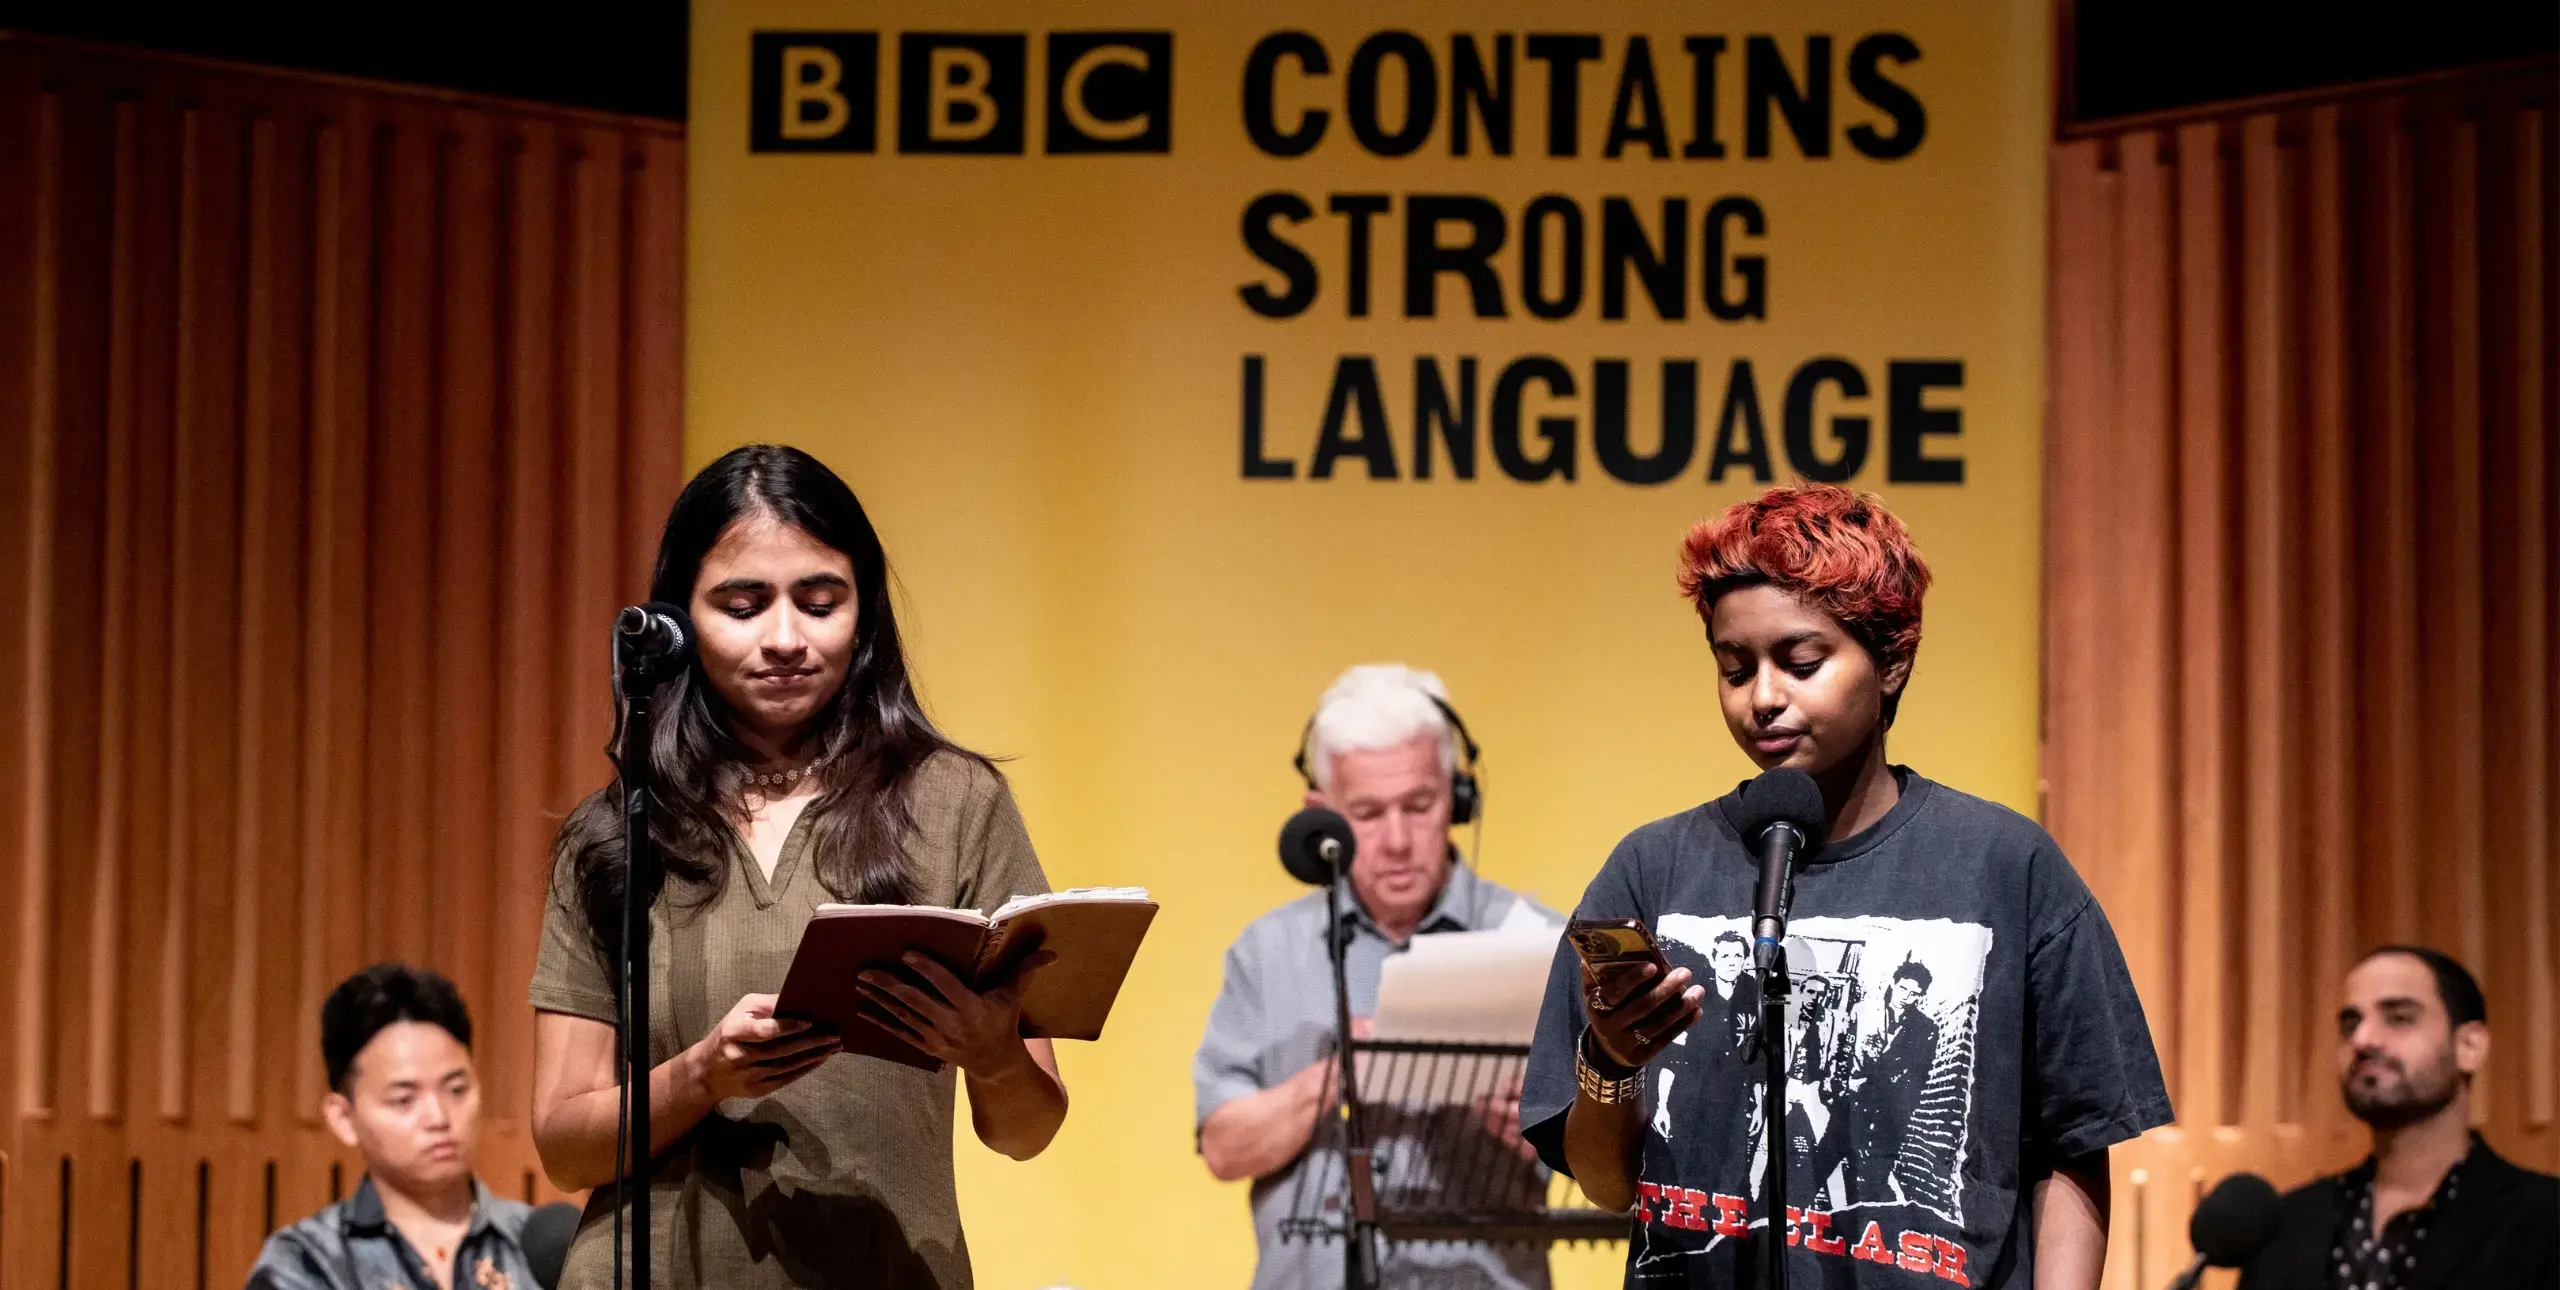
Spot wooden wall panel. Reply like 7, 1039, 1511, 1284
0, 36, 682, 1289
2048, 61, 2560, 1289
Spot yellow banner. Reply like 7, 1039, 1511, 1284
689, 3, 2047, 1284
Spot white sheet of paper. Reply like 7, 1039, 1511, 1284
1372, 926, 1560, 1044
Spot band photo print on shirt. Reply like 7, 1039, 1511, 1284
1641, 914, 1995, 1283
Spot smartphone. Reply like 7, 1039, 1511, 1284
1566, 917, 1669, 1012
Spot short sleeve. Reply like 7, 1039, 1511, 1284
951, 761, 1050, 916
529, 852, 616, 1023
2024, 865, 2173, 1161
1192, 939, 1271, 1131
1520, 835, 1650, 1177
244, 1230, 329, 1290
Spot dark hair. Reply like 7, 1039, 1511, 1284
2362, 945, 2487, 1027
322, 963, 472, 1092
552, 444, 987, 959
1892, 959, 1933, 990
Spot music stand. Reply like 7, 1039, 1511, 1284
1280, 1038, 1628, 1283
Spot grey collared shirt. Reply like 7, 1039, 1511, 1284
1194, 861, 1562, 1290
247, 1176, 536, 1290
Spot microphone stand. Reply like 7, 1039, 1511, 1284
1755, 946, 1790, 1290
613, 648, 680, 1290
1324, 864, 1377, 1290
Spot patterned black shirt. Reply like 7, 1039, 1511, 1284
2328, 1143, 2470, 1290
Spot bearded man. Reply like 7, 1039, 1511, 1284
2239, 946, 2557, 1290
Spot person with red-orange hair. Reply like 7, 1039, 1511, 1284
1519, 485, 2169, 1290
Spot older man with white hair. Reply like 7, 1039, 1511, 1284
1194, 664, 1560, 1290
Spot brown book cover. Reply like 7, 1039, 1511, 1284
773, 888, 1157, 1071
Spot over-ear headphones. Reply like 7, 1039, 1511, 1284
1293, 692, 1484, 826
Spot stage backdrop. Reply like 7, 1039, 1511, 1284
688, 4, 2048, 1286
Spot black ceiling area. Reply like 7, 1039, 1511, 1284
2068, 0, 2555, 122
0, 1, 2550, 127
0, 0, 691, 119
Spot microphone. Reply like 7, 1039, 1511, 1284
1278, 806, 1357, 886
1728, 768, 1828, 972
2165, 1172, 2280, 1290
521, 1201, 581, 1289
614, 601, 695, 678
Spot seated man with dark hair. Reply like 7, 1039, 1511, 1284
2239, 945, 2558, 1290
249, 963, 539, 1290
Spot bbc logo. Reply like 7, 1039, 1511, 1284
750, 31, 1173, 155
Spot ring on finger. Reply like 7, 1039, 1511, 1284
1630, 1026, 1647, 1048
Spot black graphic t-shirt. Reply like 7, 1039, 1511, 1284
1522, 770, 2171, 1289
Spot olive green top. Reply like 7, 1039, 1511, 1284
529, 753, 1049, 1289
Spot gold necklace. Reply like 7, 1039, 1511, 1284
745, 756, 829, 789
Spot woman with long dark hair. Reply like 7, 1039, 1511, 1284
528, 444, 1066, 1288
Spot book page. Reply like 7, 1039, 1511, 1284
811, 902, 992, 926
987, 886, 1151, 923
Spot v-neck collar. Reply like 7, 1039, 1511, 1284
734, 799, 819, 909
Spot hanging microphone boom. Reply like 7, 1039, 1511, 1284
1730, 768, 1828, 972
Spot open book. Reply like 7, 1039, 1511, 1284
774, 887, 1157, 1071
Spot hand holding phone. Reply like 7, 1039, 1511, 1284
1565, 918, 1704, 1071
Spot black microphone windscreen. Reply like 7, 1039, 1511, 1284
1730, 768, 1829, 852
2188, 1172, 2281, 1267
521, 1201, 580, 1289
1278, 807, 1355, 886
642, 601, 696, 662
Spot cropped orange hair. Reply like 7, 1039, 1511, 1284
1678, 485, 1933, 690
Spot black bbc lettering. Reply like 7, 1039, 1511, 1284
753, 29, 1174, 158
898, 33, 1028, 155
1046, 32, 1173, 153
749, 31, 880, 153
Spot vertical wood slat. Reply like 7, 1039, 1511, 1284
489, 126, 561, 1124
628, 135, 687, 588
366, 113, 436, 973
226, 112, 280, 1128
2299, 105, 2355, 1126
1, 39, 681, 1290
293, 116, 361, 1126
2427, 117, 2489, 980
159, 103, 203, 1127
12, 86, 63, 1122
2367, 102, 2422, 949
2475, 99, 2528, 1135
2237, 111, 2297, 1127
2113, 131, 2182, 1104
2515, 107, 2556, 1128
2047, 61, 2559, 1282
0, 53, 26, 1147
2044, 138, 2104, 900
435, 117, 501, 1049
2543, 97, 2560, 1132
2172, 118, 2238, 1130
85, 96, 143, 1125
560, 139, 628, 806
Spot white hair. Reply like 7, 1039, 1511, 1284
1303, 664, 1458, 793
